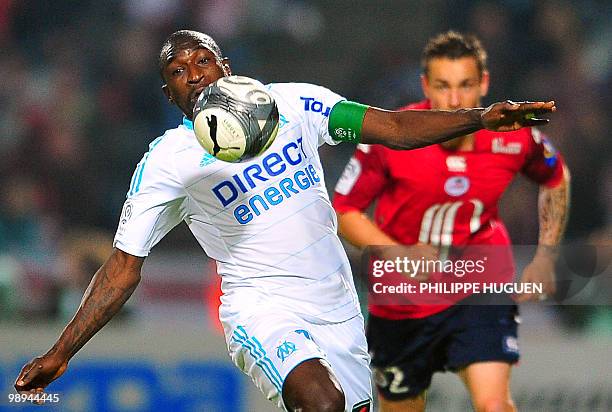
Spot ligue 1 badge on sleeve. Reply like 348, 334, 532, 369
117, 200, 133, 235
120, 201, 133, 225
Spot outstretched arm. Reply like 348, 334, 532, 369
15, 248, 144, 393
357, 100, 556, 149
517, 165, 571, 302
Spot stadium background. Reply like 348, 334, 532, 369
0, 0, 610, 411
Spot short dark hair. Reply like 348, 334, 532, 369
158, 30, 223, 80
421, 31, 487, 78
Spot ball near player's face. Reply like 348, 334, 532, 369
162, 47, 229, 119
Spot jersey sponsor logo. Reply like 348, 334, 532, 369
492, 137, 522, 154
231, 163, 321, 224
276, 340, 297, 362
444, 176, 470, 197
446, 155, 466, 172
335, 157, 362, 195
212, 138, 308, 207
210, 138, 323, 225
300, 96, 332, 117
419, 199, 484, 247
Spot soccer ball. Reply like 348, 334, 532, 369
193, 75, 279, 162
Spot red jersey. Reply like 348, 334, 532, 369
333, 100, 565, 319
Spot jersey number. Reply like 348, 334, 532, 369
385, 366, 409, 394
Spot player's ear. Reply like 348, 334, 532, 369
420, 73, 431, 99
480, 70, 490, 97
221, 57, 232, 76
162, 84, 174, 104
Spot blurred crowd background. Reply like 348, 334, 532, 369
0, 0, 610, 331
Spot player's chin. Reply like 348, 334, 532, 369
184, 101, 197, 116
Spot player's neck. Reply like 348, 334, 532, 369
440, 134, 474, 152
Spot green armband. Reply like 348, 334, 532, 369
328, 100, 369, 143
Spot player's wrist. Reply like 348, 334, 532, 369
48, 341, 74, 363
471, 107, 486, 129
534, 244, 560, 261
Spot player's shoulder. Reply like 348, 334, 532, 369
265, 82, 345, 128
265, 82, 344, 105
265, 81, 335, 94
140, 123, 196, 163
148, 127, 181, 152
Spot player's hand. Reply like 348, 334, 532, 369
481, 100, 556, 132
14, 352, 68, 401
408, 243, 439, 281
515, 253, 557, 302
376, 243, 439, 281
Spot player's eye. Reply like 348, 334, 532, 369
172, 68, 184, 77
198, 58, 210, 65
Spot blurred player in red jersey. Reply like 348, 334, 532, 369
333, 32, 570, 412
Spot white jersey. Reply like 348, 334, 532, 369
114, 83, 361, 324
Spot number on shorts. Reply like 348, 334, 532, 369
385, 366, 409, 394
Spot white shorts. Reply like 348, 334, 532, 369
224, 311, 372, 411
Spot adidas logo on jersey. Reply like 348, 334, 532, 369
199, 152, 217, 167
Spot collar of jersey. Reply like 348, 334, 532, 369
182, 117, 194, 130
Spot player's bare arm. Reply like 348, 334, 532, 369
360, 101, 556, 149
538, 165, 571, 248
517, 165, 571, 301
337, 210, 398, 249
14, 249, 144, 393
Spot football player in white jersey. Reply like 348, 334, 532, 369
15, 30, 555, 411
